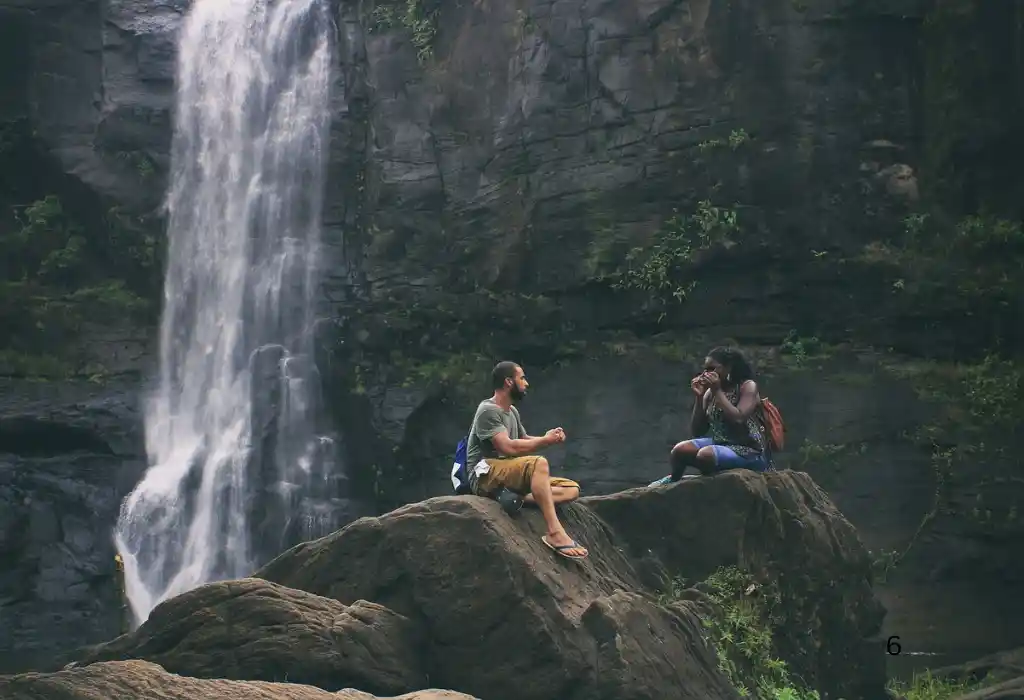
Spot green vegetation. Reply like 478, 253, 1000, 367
336, 287, 565, 399
885, 354, 1024, 437
793, 439, 865, 470
870, 548, 901, 584
392, 350, 493, 391
861, 212, 1023, 303
777, 331, 834, 368
873, 354, 1024, 578
0, 118, 163, 377
367, 0, 440, 63
661, 566, 819, 700
698, 128, 752, 153
1, 196, 155, 312
115, 150, 156, 179
887, 671, 990, 700
613, 200, 740, 315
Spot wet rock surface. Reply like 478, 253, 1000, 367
77, 578, 427, 696
0, 660, 478, 700
0, 378, 148, 674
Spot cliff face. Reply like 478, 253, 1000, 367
1, 0, 1023, 674
0, 378, 148, 673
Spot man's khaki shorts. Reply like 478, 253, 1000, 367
475, 455, 580, 497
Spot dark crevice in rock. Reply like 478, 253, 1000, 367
0, 418, 114, 457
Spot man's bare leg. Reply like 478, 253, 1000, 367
530, 457, 587, 557
524, 485, 579, 506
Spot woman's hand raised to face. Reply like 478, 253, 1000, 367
703, 371, 721, 390
691, 375, 708, 396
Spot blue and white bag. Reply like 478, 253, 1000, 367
450, 438, 472, 495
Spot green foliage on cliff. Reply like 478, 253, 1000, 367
663, 566, 819, 700
876, 353, 1024, 577
614, 200, 740, 313
367, 0, 440, 63
1, 195, 154, 354
858, 209, 1023, 355
0, 118, 162, 376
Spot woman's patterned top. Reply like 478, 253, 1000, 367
706, 380, 767, 458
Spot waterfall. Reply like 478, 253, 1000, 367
113, 0, 338, 626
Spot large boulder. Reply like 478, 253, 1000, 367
253, 469, 885, 700
928, 647, 1024, 690
584, 466, 887, 700
954, 678, 1024, 700
0, 659, 475, 700
75, 578, 425, 696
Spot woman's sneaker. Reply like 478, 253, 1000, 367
648, 474, 699, 487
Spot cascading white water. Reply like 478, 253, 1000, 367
114, 0, 336, 626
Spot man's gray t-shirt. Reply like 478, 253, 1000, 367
466, 398, 526, 469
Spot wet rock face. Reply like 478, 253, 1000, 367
0, 379, 148, 674
4, 0, 927, 335
321, 0, 926, 331
0, 0, 180, 208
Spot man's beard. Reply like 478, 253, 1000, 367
510, 386, 526, 402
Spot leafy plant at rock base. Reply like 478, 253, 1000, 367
887, 670, 990, 700
663, 566, 819, 700
613, 200, 740, 315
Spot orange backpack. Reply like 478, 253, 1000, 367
760, 397, 785, 452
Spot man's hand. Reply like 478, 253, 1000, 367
544, 427, 566, 445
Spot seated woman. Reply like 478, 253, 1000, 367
650, 346, 772, 486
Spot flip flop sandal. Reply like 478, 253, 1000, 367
542, 535, 588, 559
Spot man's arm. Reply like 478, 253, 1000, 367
475, 406, 558, 458
491, 430, 556, 457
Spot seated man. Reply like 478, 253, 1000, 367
466, 361, 588, 559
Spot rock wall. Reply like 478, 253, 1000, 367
0, 378, 148, 674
